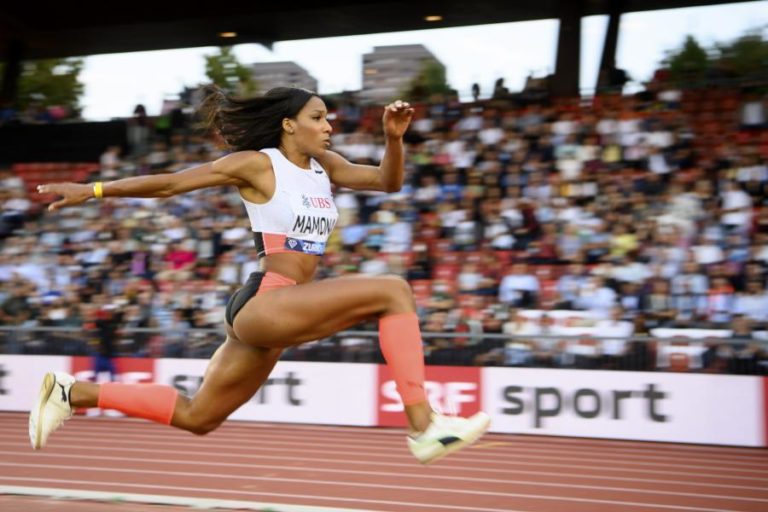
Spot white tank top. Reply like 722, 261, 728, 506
241, 148, 338, 257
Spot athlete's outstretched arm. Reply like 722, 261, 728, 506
37, 151, 264, 211
320, 100, 414, 193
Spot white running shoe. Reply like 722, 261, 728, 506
408, 411, 491, 464
29, 372, 75, 450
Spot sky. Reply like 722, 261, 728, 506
77, 1, 768, 120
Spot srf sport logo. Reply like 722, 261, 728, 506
378, 366, 481, 427
501, 383, 669, 428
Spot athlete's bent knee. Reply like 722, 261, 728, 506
177, 410, 223, 436
188, 419, 223, 436
380, 275, 415, 312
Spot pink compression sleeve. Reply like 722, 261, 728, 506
379, 312, 427, 405
97, 383, 179, 425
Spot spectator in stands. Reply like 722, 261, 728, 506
656, 183, 704, 238
642, 278, 677, 328
556, 223, 584, 262
424, 279, 456, 312
618, 281, 643, 320
575, 275, 617, 317
483, 207, 515, 250
380, 208, 413, 253
720, 180, 753, 233
555, 261, 588, 309
41, 300, 84, 355
440, 171, 464, 202
413, 174, 442, 212
692, 232, 725, 266
99, 146, 124, 180
498, 263, 539, 308
528, 313, 563, 368
612, 255, 652, 284
739, 93, 767, 130
734, 279, 768, 329
471, 83, 480, 102
672, 260, 709, 296
727, 314, 762, 374
595, 305, 635, 369
706, 276, 736, 326
457, 262, 486, 295
735, 154, 767, 199
476, 309, 540, 367
609, 223, 638, 260
163, 309, 191, 358
157, 241, 197, 282
1, 189, 31, 237
358, 242, 389, 276
581, 221, 611, 263
0, 279, 34, 327
672, 279, 707, 327
492, 78, 510, 100
213, 250, 240, 285
127, 104, 151, 157
527, 221, 558, 263
92, 300, 122, 382
0, 168, 25, 193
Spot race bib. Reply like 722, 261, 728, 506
284, 237, 327, 255
285, 192, 338, 255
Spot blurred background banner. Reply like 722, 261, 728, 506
2, 355, 765, 446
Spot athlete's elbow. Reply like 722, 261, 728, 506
152, 188, 174, 199
383, 182, 402, 193
158, 181, 182, 198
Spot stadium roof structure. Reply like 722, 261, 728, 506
0, 0, 756, 103
0, 0, 753, 60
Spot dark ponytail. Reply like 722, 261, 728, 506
199, 85, 318, 152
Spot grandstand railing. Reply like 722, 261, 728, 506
1, 326, 765, 374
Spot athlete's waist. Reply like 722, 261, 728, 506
258, 253, 319, 285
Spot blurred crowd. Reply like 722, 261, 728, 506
1, 85, 767, 374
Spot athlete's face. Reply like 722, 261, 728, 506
286, 96, 332, 157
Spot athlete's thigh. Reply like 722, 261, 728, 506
185, 334, 283, 422
232, 274, 410, 348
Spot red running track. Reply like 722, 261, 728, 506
0, 412, 767, 512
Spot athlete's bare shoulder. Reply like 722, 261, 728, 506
217, 150, 269, 173
220, 150, 276, 203
212, 150, 270, 183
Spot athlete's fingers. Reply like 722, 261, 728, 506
48, 199, 67, 212
387, 100, 410, 113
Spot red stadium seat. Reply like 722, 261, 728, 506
669, 353, 690, 372
433, 264, 460, 281
409, 279, 432, 300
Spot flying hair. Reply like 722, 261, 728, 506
199, 85, 318, 152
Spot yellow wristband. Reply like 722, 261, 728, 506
93, 182, 103, 199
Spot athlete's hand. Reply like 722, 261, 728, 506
36, 182, 94, 211
382, 100, 414, 139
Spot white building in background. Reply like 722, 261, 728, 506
360, 44, 444, 103
250, 62, 318, 95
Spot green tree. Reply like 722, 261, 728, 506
716, 29, 768, 78
404, 60, 453, 102
1, 58, 84, 113
204, 46, 256, 96
664, 35, 710, 81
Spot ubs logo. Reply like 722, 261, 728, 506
301, 194, 332, 209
